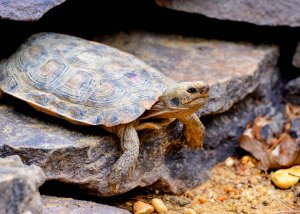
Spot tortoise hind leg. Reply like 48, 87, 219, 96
0, 89, 3, 100
108, 124, 139, 192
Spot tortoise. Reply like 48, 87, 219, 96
0, 32, 209, 191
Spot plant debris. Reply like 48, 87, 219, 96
239, 104, 300, 170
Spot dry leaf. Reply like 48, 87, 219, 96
239, 111, 300, 170
253, 115, 272, 141
286, 104, 300, 120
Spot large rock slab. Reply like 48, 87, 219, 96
0, 0, 66, 21
43, 196, 130, 214
0, 155, 45, 214
0, 34, 280, 196
155, 0, 300, 27
0, 90, 280, 197
97, 31, 279, 115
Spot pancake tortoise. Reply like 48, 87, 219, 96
0, 33, 209, 191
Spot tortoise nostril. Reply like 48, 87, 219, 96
199, 85, 209, 94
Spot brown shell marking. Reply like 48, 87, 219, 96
0, 33, 172, 126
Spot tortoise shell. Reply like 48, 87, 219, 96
0, 33, 172, 126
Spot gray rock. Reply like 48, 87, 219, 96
0, 33, 281, 196
42, 196, 130, 214
96, 31, 279, 115
293, 42, 300, 68
155, 0, 300, 27
0, 0, 66, 21
284, 77, 300, 105
0, 155, 45, 214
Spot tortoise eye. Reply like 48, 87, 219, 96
187, 87, 197, 94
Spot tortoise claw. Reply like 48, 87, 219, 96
111, 183, 120, 193
108, 172, 122, 193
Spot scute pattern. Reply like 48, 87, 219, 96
0, 33, 173, 126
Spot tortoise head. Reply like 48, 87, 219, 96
162, 81, 209, 111
142, 81, 209, 119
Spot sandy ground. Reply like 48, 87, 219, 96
122, 155, 300, 214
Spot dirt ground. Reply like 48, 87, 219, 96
122, 155, 300, 214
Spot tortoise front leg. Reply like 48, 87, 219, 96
108, 124, 139, 192
0, 90, 3, 99
178, 113, 205, 149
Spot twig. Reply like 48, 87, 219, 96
273, 194, 294, 210
273, 211, 300, 214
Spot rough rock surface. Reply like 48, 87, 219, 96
293, 42, 300, 68
42, 196, 130, 214
284, 77, 300, 105
97, 31, 278, 115
0, 155, 45, 214
0, 33, 280, 196
155, 0, 300, 27
0, 0, 66, 21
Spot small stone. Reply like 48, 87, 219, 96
225, 157, 235, 167
183, 208, 196, 214
207, 191, 216, 199
241, 156, 251, 165
251, 199, 258, 209
224, 186, 235, 193
151, 198, 168, 213
133, 201, 154, 214
262, 200, 269, 206
249, 177, 258, 185
271, 167, 300, 189
185, 190, 195, 199
169, 196, 191, 206
198, 196, 207, 204
217, 195, 228, 202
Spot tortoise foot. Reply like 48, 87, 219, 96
108, 152, 136, 193
108, 173, 122, 193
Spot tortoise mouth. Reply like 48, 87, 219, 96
183, 96, 209, 108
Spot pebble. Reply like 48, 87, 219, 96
271, 167, 300, 189
225, 157, 235, 167
251, 199, 258, 209
183, 208, 196, 214
185, 190, 195, 199
151, 198, 168, 213
169, 196, 191, 206
217, 195, 228, 202
224, 186, 235, 193
241, 155, 251, 165
133, 201, 154, 214
262, 200, 269, 206
198, 196, 207, 204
